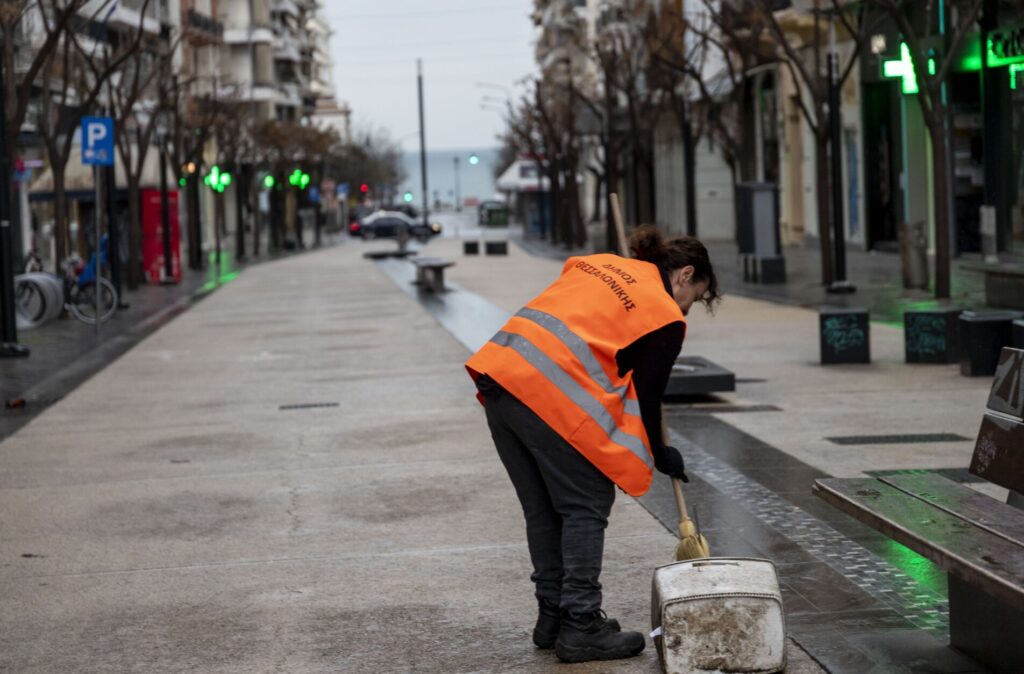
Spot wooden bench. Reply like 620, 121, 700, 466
410, 257, 454, 293
814, 346, 1024, 673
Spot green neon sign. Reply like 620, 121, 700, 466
204, 165, 232, 193
882, 43, 935, 95
988, 31, 1024, 68
287, 169, 311, 189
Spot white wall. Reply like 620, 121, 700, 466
654, 114, 735, 241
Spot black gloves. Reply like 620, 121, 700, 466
654, 445, 689, 483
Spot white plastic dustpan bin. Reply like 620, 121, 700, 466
651, 558, 786, 674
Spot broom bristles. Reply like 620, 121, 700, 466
675, 518, 710, 561
675, 533, 710, 561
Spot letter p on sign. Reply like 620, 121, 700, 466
81, 116, 115, 166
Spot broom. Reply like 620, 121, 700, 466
609, 193, 710, 561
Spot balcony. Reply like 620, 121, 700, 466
185, 9, 223, 45
223, 26, 274, 44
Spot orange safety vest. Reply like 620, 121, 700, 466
466, 254, 685, 496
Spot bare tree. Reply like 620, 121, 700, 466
107, 24, 179, 288
0, 0, 88, 157
35, 0, 151, 273
871, 0, 983, 298
747, 0, 881, 284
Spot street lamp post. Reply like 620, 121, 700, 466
417, 59, 429, 231
453, 156, 461, 212
0, 50, 28, 358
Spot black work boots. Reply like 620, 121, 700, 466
532, 599, 562, 649
532, 601, 629, 653
535, 606, 644, 663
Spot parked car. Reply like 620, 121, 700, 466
348, 205, 375, 237
357, 210, 441, 242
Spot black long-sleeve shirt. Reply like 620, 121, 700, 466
476, 272, 685, 465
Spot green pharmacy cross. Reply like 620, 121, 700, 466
883, 43, 936, 95
288, 169, 311, 189
204, 165, 232, 193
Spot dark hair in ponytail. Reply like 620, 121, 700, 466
630, 225, 720, 309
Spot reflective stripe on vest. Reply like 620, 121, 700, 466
491, 330, 654, 470
515, 307, 643, 418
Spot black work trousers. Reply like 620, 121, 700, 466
483, 386, 615, 616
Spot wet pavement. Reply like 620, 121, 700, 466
0, 240, 340, 443
0, 213, 997, 671
397, 217, 995, 672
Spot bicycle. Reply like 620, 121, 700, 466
14, 235, 118, 326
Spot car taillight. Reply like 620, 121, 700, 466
349, 223, 361, 233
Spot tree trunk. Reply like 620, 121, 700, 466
927, 118, 952, 298
52, 167, 69, 275
235, 166, 246, 262
679, 101, 698, 237
126, 178, 142, 289
815, 130, 834, 286
251, 174, 261, 257
547, 159, 561, 245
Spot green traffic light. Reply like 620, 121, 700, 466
468, 154, 480, 166
403, 191, 414, 203
264, 175, 276, 188
178, 177, 186, 187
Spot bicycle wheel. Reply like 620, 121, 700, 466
68, 278, 118, 324
14, 277, 47, 324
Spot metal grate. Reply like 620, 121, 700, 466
826, 433, 969, 446
672, 404, 782, 414
279, 402, 340, 411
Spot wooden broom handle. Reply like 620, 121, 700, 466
672, 478, 691, 523
613, 193, 690, 524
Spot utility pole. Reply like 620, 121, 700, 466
0, 51, 28, 358
417, 59, 429, 231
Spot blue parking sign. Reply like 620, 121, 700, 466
81, 116, 114, 166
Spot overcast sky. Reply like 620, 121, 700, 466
324, 2, 538, 153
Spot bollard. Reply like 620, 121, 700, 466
820, 308, 870, 365
905, 308, 962, 364
484, 241, 508, 256
958, 310, 1023, 377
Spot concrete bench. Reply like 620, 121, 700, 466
410, 257, 454, 293
814, 347, 1024, 673
961, 262, 1024, 311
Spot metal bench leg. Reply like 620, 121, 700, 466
949, 575, 1024, 673
415, 267, 426, 286
431, 269, 444, 293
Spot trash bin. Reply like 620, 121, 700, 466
899, 221, 929, 290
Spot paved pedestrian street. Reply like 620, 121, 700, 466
0, 235, 1000, 672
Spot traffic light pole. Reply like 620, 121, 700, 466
0, 54, 28, 358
